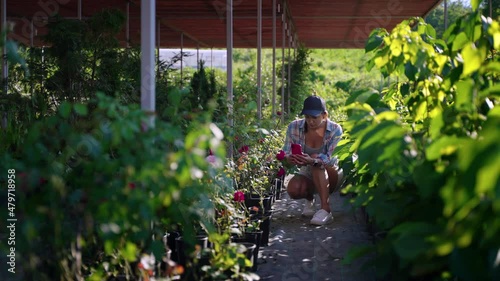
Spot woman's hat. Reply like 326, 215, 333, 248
300, 95, 326, 117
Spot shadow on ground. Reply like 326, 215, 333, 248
255, 189, 376, 281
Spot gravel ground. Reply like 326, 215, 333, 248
255, 187, 376, 281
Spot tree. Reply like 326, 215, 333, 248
425, 0, 470, 38
481, 0, 499, 19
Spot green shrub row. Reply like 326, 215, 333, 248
340, 5, 499, 281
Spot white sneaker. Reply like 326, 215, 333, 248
301, 199, 316, 217
310, 209, 333, 225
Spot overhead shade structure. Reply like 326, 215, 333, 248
3, 0, 443, 49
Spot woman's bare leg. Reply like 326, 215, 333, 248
326, 166, 339, 193
287, 175, 314, 201
310, 166, 331, 213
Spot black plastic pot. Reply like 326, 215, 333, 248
231, 230, 262, 271
164, 231, 181, 262
259, 211, 272, 246
234, 242, 257, 270
244, 193, 272, 213
175, 234, 209, 266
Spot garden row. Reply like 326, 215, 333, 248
339, 5, 499, 281
2, 92, 290, 281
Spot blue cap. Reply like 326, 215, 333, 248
300, 96, 326, 117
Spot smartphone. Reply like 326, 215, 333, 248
291, 143, 302, 155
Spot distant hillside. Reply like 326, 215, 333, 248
231, 48, 387, 121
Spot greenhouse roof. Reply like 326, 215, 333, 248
4, 0, 442, 49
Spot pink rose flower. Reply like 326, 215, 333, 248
233, 190, 245, 202
206, 155, 217, 164
276, 150, 286, 161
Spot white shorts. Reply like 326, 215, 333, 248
297, 157, 338, 180
297, 165, 327, 180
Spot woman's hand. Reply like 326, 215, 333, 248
287, 154, 314, 166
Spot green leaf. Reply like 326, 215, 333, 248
429, 110, 444, 139
426, 24, 437, 39
404, 62, 418, 81
414, 162, 444, 198
246, 101, 257, 110
452, 32, 469, 52
365, 35, 383, 52
373, 55, 389, 68
426, 136, 462, 161
461, 43, 486, 76
346, 89, 379, 105
475, 161, 500, 194
343, 245, 374, 264
393, 234, 429, 260
365, 58, 375, 72
168, 87, 184, 106
413, 100, 428, 122
390, 222, 436, 259
483, 61, 500, 76
400, 83, 410, 96
470, 0, 480, 11
374, 111, 400, 122
121, 242, 138, 262
455, 80, 474, 112
74, 103, 88, 116
59, 102, 72, 118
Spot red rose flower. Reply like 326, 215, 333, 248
277, 167, 286, 177
233, 190, 245, 202
39, 177, 48, 185
276, 111, 282, 116
276, 150, 286, 161
238, 145, 249, 154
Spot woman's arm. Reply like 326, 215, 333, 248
317, 122, 343, 167
282, 120, 308, 166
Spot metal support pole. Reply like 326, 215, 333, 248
78, 0, 82, 20
287, 35, 291, 116
272, 0, 276, 118
281, 13, 285, 123
157, 20, 160, 66
444, 0, 448, 30
180, 33, 184, 87
211, 47, 213, 69
2, 0, 8, 96
126, 1, 130, 48
1, 0, 7, 126
141, 0, 156, 127
197, 44, 199, 70
227, 0, 234, 159
292, 41, 295, 58
489, 0, 493, 18
293, 38, 297, 59
257, 0, 262, 119
30, 20, 34, 47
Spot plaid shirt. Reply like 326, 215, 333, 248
282, 118, 343, 167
